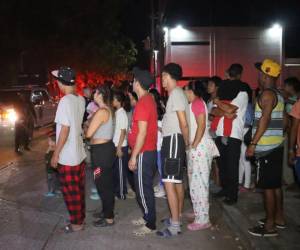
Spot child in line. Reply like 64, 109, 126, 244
44, 129, 60, 197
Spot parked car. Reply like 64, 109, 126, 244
0, 86, 57, 145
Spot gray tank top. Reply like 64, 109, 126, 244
92, 109, 113, 140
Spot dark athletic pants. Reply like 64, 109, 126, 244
134, 150, 157, 230
91, 141, 116, 219
216, 137, 242, 201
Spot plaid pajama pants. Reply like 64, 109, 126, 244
58, 162, 86, 225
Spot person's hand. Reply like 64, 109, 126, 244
246, 145, 256, 158
213, 97, 220, 105
116, 147, 123, 158
225, 112, 237, 119
288, 150, 296, 166
128, 156, 137, 171
51, 153, 59, 169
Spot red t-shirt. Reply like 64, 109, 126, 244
128, 94, 158, 152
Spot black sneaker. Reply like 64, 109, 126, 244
258, 218, 286, 229
248, 225, 278, 237
223, 198, 237, 206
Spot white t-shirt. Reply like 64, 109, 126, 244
162, 87, 189, 137
55, 94, 86, 166
215, 92, 248, 140
113, 107, 128, 147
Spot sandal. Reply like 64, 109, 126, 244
258, 218, 286, 229
156, 228, 181, 238
187, 222, 211, 231
61, 224, 84, 234
93, 219, 115, 228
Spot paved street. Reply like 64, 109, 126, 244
0, 128, 299, 250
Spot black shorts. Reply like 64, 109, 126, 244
256, 146, 283, 189
161, 134, 186, 184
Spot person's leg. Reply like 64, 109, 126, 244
175, 184, 184, 218
139, 152, 157, 230
226, 138, 242, 202
215, 137, 228, 195
275, 188, 285, 225
244, 156, 252, 189
239, 142, 246, 185
264, 189, 276, 231
164, 182, 179, 222
58, 164, 85, 228
121, 146, 129, 196
112, 156, 121, 198
157, 151, 163, 186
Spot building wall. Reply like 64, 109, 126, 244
165, 26, 283, 88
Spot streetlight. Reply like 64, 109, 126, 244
268, 23, 282, 39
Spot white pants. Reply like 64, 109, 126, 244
239, 128, 251, 189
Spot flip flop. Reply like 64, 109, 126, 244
156, 228, 181, 238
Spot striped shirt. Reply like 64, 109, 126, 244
252, 88, 284, 153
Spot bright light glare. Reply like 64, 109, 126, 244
268, 23, 282, 38
163, 27, 168, 33
6, 109, 18, 123
170, 25, 189, 39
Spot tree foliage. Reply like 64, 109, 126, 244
0, 0, 137, 84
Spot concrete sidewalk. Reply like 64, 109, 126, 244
0, 129, 246, 250
219, 187, 300, 250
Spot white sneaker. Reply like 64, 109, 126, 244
133, 225, 156, 237
132, 217, 146, 226
154, 186, 166, 198
91, 187, 97, 193
154, 185, 160, 193
90, 193, 100, 200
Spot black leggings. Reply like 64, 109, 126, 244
90, 141, 116, 219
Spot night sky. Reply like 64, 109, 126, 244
1, 0, 300, 75
123, 0, 300, 58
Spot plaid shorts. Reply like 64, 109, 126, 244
58, 162, 86, 225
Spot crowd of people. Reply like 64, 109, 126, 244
46, 59, 300, 238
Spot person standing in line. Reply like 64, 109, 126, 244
288, 77, 300, 185
183, 81, 219, 231
112, 91, 129, 200
283, 77, 300, 187
50, 67, 86, 233
85, 85, 116, 227
128, 68, 158, 237
157, 63, 189, 238
149, 88, 166, 199
247, 59, 285, 237
211, 64, 249, 205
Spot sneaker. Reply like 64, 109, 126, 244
258, 218, 286, 229
187, 222, 211, 231
90, 193, 100, 200
154, 186, 166, 198
91, 187, 97, 193
127, 189, 136, 199
132, 217, 146, 226
133, 225, 156, 237
154, 185, 160, 193
44, 192, 56, 197
248, 225, 278, 237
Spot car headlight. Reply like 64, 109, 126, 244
5, 109, 18, 123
